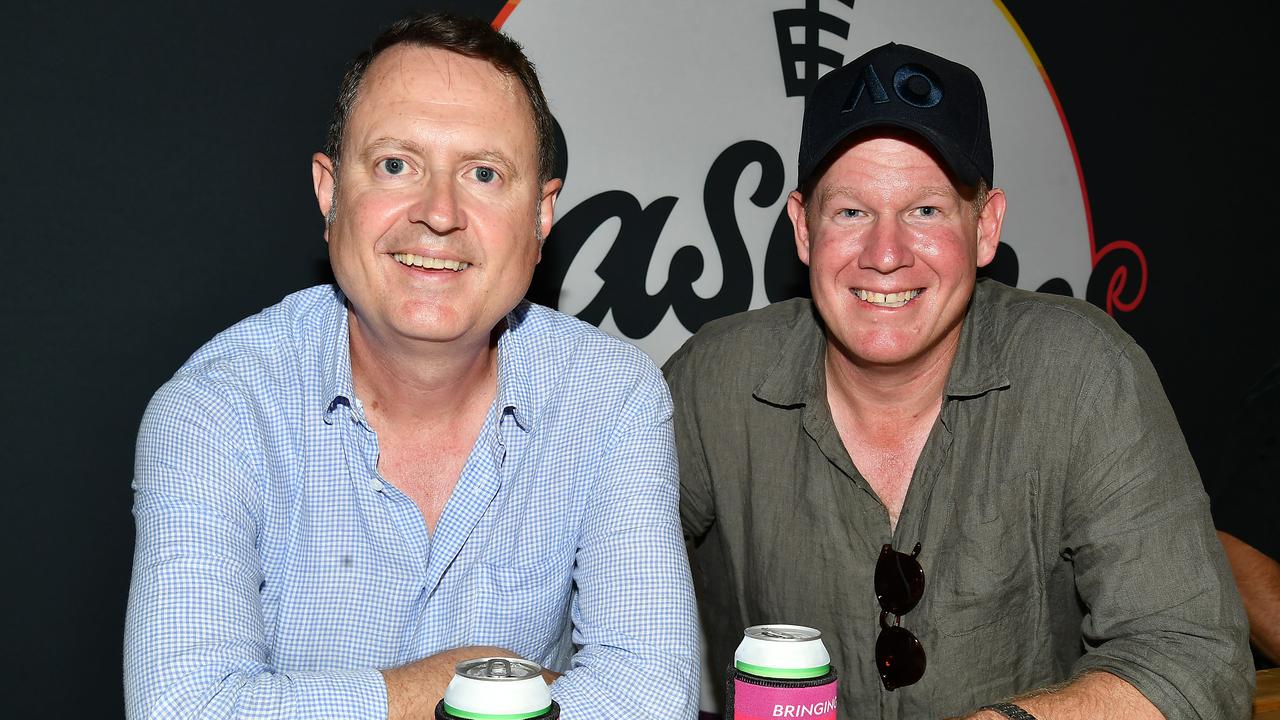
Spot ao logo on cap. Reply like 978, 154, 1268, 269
847, 63, 943, 110
501, 0, 1144, 365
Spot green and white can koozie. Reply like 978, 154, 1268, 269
727, 625, 838, 720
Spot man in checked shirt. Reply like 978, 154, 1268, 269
124, 13, 698, 719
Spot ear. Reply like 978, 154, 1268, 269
975, 187, 1007, 268
312, 152, 337, 241
786, 190, 813, 267
535, 177, 562, 263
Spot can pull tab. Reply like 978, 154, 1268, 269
759, 629, 799, 640
485, 658, 514, 678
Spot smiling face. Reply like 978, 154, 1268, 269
312, 44, 559, 352
788, 133, 1005, 372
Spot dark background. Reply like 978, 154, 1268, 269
2, 2, 1274, 716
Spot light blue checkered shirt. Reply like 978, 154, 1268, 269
124, 285, 699, 719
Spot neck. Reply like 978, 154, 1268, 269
347, 310, 500, 428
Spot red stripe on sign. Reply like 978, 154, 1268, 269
492, 1, 521, 29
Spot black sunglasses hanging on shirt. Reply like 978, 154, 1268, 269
874, 542, 927, 690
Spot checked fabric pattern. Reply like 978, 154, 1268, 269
125, 285, 699, 719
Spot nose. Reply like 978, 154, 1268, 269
408, 172, 467, 234
859, 217, 914, 273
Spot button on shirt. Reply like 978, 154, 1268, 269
664, 280, 1252, 719
125, 285, 699, 719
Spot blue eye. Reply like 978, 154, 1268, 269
918, 206, 938, 217
473, 166, 496, 183
381, 158, 405, 175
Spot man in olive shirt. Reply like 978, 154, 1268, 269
664, 43, 1252, 719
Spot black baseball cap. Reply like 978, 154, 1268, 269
797, 42, 993, 189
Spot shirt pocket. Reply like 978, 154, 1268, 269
471, 546, 576, 655
929, 470, 1042, 638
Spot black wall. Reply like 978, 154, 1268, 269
2, 2, 1274, 716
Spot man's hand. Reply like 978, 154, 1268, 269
950, 671, 1163, 719
382, 646, 561, 720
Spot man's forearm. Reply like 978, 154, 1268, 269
958, 671, 1162, 720
1219, 530, 1280, 664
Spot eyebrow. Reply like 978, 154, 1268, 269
818, 185, 858, 206
464, 149, 522, 180
915, 185, 959, 200
819, 183, 958, 206
360, 136, 425, 159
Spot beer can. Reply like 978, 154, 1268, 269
727, 625, 838, 720
434, 657, 560, 720
735, 624, 831, 679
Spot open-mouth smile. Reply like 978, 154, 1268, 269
393, 252, 470, 271
852, 288, 923, 308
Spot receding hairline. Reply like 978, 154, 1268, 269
322, 13, 558, 185
366, 42, 520, 95
344, 45, 532, 144
328, 46, 542, 193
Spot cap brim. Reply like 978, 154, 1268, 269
800, 119, 985, 189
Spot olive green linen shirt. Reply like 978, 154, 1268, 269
664, 279, 1252, 719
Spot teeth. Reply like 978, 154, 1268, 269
393, 253, 470, 271
853, 288, 921, 307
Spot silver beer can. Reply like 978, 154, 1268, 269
735, 624, 832, 679
437, 657, 558, 720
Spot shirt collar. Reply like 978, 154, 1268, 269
753, 301, 826, 408
944, 279, 1011, 399
752, 281, 1010, 407
321, 287, 356, 423
494, 301, 538, 432
320, 292, 543, 431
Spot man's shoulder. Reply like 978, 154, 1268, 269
962, 280, 1161, 417
165, 285, 342, 400
666, 298, 816, 368
974, 280, 1137, 360
662, 298, 817, 402
137, 286, 341, 471
502, 303, 673, 447
515, 302, 659, 375
507, 303, 667, 422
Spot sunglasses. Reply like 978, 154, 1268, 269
874, 542, 926, 690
